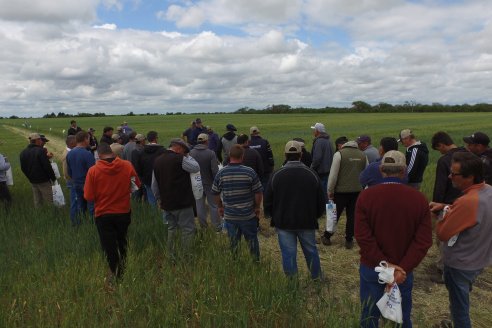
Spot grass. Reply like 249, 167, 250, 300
1, 112, 492, 327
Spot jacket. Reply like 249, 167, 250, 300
264, 161, 325, 230
134, 144, 165, 186
190, 144, 219, 190
217, 131, 237, 163
328, 141, 367, 193
406, 141, 429, 184
100, 134, 113, 145
0, 153, 11, 183
249, 135, 274, 174
20, 144, 56, 184
242, 147, 264, 179
311, 133, 334, 176
432, 147, 466, 203
84, 157, 140, 218
480, 148, 492, 185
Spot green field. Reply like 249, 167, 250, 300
1, 113, 492, 327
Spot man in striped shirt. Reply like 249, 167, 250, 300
212, 144, 263, 261
398, 129, 429, 190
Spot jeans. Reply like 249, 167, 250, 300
443, 265, 482, 328
319, 174, 328, 200
67, 181, 79, 226
144, 184, 157, 207
325, 192, 360, 242
195, 189, 221, 229
224, 218, 260, 261
260, 173, 271, 192
95, 213, 131, 278
360, 264, 414, 328
74, 185, 94, 221
164, 207, 196, 259
276, 229, 321, 279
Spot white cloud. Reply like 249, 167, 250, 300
93, 23, 118, 30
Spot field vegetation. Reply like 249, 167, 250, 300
1, 113, 492, 327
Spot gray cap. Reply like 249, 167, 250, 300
170, 138, 190, 153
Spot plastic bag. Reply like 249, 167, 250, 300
51, 161, 61, 179
6, 167, 13, 186
52, 181, 65, 207
190, 171, 203, 200
376, 283, 403, 324
325, 200, 337, 233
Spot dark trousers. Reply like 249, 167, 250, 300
0, 182, 12, 210
95, 213, 131, 277
325, 192, 360, 241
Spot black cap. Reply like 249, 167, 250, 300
226, 123, 237, 131
463, 132, 490, 146
39, 134, 49, 142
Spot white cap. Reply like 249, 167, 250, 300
310, 122, 326, 133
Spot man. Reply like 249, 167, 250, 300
182, 121, 196, 144
356, 135, 379, 164
236, 134, 264, 181
67, 131, 96, 224
355, 150, 432, 328
310, 122, 334, 196
116, 126, 129, 145
134, 131, 164, 206
190, 133, 221, 230
121, 121, 133, 135
398, 129, 429, 190
110, 134, 124, 158
430, 152, 492, 328
20, 133, 56, 207
100, 126, 114, 145
293, 137, 312, 167
152, 138, 200, 258
217, 123, 238, 164
122, 131, 138, 161
212, 145, 263, 261
0, 149, 12, 210
87, 128, 98, 155
322, 140, 367, 248
190, 118, 206, 147
462, 131, 492, 185
206, 126, 220, 153
264, 141, 325, 279
62, 135, 77, 225
130, 134, 146, 167
359, 137, 399, 187
67, 120, 82, 136
249, 126, 274, 189
334, 136, 348, 151
84, 143, 140, 282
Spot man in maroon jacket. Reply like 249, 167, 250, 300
355, 150, 432, 328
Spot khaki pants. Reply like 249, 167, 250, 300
31, 181, 53, 208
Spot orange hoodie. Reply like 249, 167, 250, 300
84, 157, 141, 218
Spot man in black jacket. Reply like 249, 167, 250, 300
463, 131, 492, 185
20, 133, 56, 207
100, 126, 114, 145
399, 129, 429, 190
264, 140, 325, 279
67, 120, 82, 136
249, 126, 274, 189
237, 134, 264, 181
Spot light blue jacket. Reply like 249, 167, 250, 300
0, 154, 11, 183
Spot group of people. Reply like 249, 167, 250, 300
2, 119, 492, 328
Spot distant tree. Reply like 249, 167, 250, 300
352, 101, 372, 112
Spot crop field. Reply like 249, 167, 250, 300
1, 112, 492, 327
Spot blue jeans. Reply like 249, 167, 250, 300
74, 185, 94, 222
443, 265, 482, 328
144, 184, 157, 207
276, 229, 321, 279
67, 182, 78, 226
224, 218, 260, 261
360, 264, 414, 328
319, 174, 328, 201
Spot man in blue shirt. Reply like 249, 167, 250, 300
67, 131, 95, 225
359, 137, 399, 188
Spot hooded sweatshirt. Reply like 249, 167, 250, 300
217, 131, 237, 163
134, 144, 165, 186
406, 141, 429, 184
311, 133, 334, 176
84, 157, 140, 218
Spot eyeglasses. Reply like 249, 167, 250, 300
449, 172, 463, 177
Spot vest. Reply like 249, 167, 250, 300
335, 146, 366, 193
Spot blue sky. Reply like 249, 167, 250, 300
0, 0, 491, 116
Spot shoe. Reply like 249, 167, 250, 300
345, 240, 354, 249
321, 235, 332, 246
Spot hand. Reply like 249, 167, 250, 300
328, 192, 334, 200
218, 206, 224, 217
385, 263, 407, 291
254, 207, 261, 218
429, 202, 445, 213
47, 152, 54, 159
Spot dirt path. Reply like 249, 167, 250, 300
3, 125, 66, 161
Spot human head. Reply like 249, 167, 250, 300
39, 134, 49, 145
379, 150, 407, 177
228, 144, 244, 163
292, 137, 306, 149
236, 134, 249, 146
29, 133, 43, 146
197, 133, 208, 144
450, 152, 483, 189
226, 123, 237, 132
206, 126, 213, 133
97, 142, 115, 159
103, 126, 113, 137
463, 132, 490, 155
135, 134, 146, 144
379, 137, 399, 156
88, 127, 95, 135
128, 131, 137, 141
70, 120, 77, 127
65, 135, 76, 149
311, 123, 326, 137
398, 129, 415, 148
250, 126, 260, 136
169, 138, 190, 154
195, 118, 203, 128
75, 131, 89, 146
335, 136, 348, 150
284, 140, 302, 161
112, 134, 122, 144
356, 135, 371, 151
431, 131, 455, 154
147, 131, 158, 143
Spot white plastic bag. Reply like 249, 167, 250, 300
51, 161, 61, 179
52, 181, 65, 207
5, 167, 13, 186
190, 171, 203, 200
376, 283, 403, 324
325, 200, 337, 233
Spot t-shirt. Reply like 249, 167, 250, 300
66, 147, 95, 186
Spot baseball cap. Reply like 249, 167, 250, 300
29, 133, 41, 140
356, 135, 371, 144
398, 129, 412, 142
226, 123, 237, 131
206, 126, 212, 131
111, 134, 121, 141
195, 118, 202, 124
135, 134, 145, 142
170, 138, 190, 153
197, 133, 208, 142
88, 127, 95, 132
250, 126, 260, 134
285, 140, 302, 154
39, 134, 49, 142
116, 126, 123, 131
463, 132, 490, 146
381, 150, 406, 167
310, 123, 326, 133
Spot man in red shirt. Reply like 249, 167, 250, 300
84, 143, 140, 283
355, 151, 432, 328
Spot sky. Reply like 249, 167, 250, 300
0, 0, 491, 117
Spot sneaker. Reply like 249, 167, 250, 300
345, 240, 354, 249
321, 235, 332, 246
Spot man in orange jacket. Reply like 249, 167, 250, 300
84, 143, 141, 282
